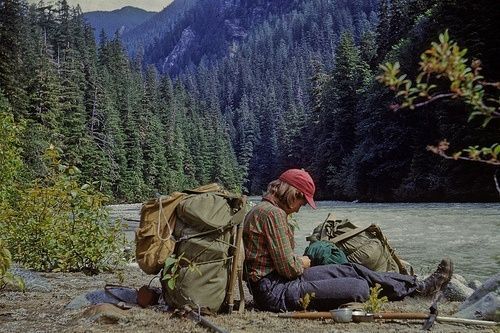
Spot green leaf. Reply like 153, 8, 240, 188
482, 117, 492, 127
163, 255, 177, 271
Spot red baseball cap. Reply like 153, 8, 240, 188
279, 169, 317, 209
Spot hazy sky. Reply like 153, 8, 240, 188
28, 0, 173, 12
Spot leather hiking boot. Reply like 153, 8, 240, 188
417, 258, 453, 297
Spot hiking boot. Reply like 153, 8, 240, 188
416, 258, 453, 296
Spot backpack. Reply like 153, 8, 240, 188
307, 213, 413, 275
135, 183, 227, 275
157, 187, 246, 313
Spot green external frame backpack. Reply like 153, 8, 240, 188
307, 213, 413, 275
162, 189, 246, 313
135, 183, 246, 313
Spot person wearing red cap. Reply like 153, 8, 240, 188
243, 168, 453, 312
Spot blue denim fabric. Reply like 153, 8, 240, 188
249, 263, 419, 312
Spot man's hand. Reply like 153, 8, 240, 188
299, 255, 311, 268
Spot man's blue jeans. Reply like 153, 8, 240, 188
249, 263, 419, 312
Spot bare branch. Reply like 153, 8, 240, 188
478, 81, 500, 89
495, 169, 500, 198
413, 93, 455, 109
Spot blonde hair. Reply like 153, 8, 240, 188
265, 179, 303, 209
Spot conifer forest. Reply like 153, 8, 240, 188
1, 0, 499, 203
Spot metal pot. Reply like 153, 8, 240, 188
352, 310, 374, 323
330, 308, 353, 323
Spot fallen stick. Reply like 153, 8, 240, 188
374, 312, 499, 326
277, 311, 331, 319
277, 311, 499, 327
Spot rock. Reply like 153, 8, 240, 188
453, 274, 468, 285
454, 291, 500, 321
10, 267, 53, 292
459, 273, 500, 311
162, 27, 195, 73
454, 273, 500, 322
127, 262, 139, 268
66, 287, 137, 310
468, 280, 482, 290
79, 303, 129, 324
443, 276, 474, 302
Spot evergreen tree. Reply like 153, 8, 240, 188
0, 0, 30, 115
141, 65, 169, 195
309, 31, 370, 198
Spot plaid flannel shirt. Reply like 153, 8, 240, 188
243, 197, 304, 283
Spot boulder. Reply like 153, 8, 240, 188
455, 292, 499, 322
443, 275, 474, 302
459, 273, 500, 310
455, 273, 500, 322
468, 280, 482, 290
10, 267, 53, 292
66, 287, 137, 310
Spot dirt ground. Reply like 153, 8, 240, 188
0, 264, 497, 333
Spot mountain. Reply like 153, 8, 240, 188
122, 0, 299, 75
121, 0, 199, 58
83, 6, 156, 41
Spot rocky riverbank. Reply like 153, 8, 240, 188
1, 203, 498, 333
1, 262, 498, 333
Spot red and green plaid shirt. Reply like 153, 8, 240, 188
243, 197, 304, 283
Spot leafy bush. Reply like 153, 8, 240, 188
1, 146, 126, 274
0, 238, 25, 290
0, 94, 24, 289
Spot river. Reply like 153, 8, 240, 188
111, 200, 500, 282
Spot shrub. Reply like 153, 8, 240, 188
1, 146, 126, 274
0, 239, 25, 290
363, 283, 388, 313
0, 94, 24, 289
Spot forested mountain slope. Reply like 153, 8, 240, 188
1, 0, 499, 202
123, 0, 308, 75
144, 0, 499, 200
83, 6, 155, 42
121, 0, 199, 59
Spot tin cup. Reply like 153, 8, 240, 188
330, 308, 353, 323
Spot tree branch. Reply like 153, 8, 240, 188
413, 93, 455, 109
495, 169, 500, 198
429, 149, 500, 166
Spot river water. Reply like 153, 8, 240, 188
112, 200, 500, 282
290, 200, 500, 282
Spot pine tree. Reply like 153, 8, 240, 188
0, 0, 30, 115
310, 31, 370, 198
141, 65, 169, 195
233, 94, 257, 192
0, 90, 23, 203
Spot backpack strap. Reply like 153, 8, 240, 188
370, 224, 413, 275
330, 224, 373, 243
155, 192, 187, 241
